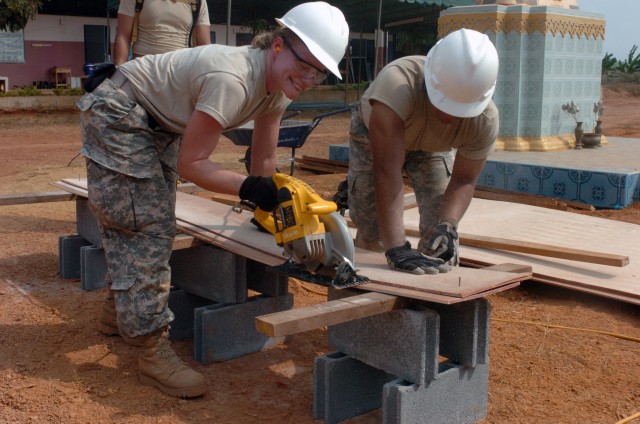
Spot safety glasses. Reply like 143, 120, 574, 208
282, 37, 329, 85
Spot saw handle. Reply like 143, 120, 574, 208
306, 201, 337, 215
254, 208, 278, 235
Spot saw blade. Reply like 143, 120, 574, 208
319, 211, 356, 269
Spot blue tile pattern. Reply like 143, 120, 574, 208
329, 140, 640, 209
480, 161, 639, 209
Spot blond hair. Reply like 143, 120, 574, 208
252, 28, 300, 49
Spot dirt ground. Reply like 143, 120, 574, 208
0, 84, 639, 424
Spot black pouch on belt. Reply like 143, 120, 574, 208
83, 63, 116, 93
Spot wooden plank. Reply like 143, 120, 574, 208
256, 263, 528, 336
300, 155, 349, 168
256, 292, 409, 337
358, 281, 521, 304
0, 191, 76, 206
475, 185, 595, 211
473, 189, 568, 211
459, 233, 628, 267
405, 199, 640, 303
53, 179, 530, 302
296, 162, 343, 174
172, 234, 205, 250
0, 183, 204, 207
462, 258, 640, 305
354, 249, 531, 298
401, 225, 628, 268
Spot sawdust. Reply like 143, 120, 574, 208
0, 84, 639, 423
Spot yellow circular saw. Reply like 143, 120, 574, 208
240, 173, 366, 288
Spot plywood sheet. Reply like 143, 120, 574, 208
404, 198, 640, 303
354, 249, 529, 297
54, 179, 528, 303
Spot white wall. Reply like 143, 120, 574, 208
24, 14, 251, 46
24, 15, 117, 42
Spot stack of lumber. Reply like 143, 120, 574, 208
296, 155, 349, 174
403, 199, 639, 305
53, 178, 530, 304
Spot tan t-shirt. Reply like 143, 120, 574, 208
360, 55, 498, 160
119, 45, 291, 134
118, 0, 210, 56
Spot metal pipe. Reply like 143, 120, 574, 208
226, 0, 232, 45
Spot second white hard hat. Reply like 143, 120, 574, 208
424, 28, 499, 118
276, 2, 350, 80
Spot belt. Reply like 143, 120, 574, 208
110, 69, 136, 101
110, 69, 160, 129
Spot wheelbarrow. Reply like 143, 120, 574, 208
223, 107, 352, 175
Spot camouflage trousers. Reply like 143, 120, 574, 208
347, 107, 458, 258
80, 79, 180, 338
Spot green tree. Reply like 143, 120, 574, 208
0, 0, 45, 32
242, 18, 276, 37
617, 45, 640, 74
601, 52, 617, 74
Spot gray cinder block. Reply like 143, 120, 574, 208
428, 299, 491, 367
76, 199, 102, 247
313, 352, 396, 423
80, 245, 107, 291
328, 306, 440, 385
246, 259, 289, 297
170, 245, 247, 303
193, 293, 293, 364
58, 235, 91, 278
382, 362, 489, 424
329, 143, 350, 162
168, 289, 217, 340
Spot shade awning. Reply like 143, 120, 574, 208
398, 0, 474, 5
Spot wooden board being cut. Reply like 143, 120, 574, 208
355, 249, 528, 298
53, 178, 529, 303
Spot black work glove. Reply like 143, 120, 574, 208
239, 176, 278, 211
424, 222, 459, 262
385, 241, 450, 275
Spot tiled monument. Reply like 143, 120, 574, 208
439, 2, 606, 151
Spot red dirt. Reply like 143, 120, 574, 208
0, 85, 639, 423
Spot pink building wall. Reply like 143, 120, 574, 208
0, 14, 116, 90
0, 13, 245, 91
0, 41, 94, 88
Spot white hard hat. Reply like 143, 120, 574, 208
276, 2, 349, 80
424, 28, 499, 118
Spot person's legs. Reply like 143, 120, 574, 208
347, 109, 384, 252
87, 159, 206, 397
80, 79, 205, 396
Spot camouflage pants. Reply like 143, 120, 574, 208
347, 107, 457, 256
80, 79, 180, 338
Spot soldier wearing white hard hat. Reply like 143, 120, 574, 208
78, 2, 349, 398
347, 28, 500, 275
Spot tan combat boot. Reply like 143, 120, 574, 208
126, 328, 208, 398
98, 289, 120, 336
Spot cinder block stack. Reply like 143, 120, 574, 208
313, 288, 491, 423
58, 198, 293, 364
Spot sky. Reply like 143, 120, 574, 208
578, 0, 638, 61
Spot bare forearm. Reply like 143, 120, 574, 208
438, 155, 486, 226
179, 159, 245, 195
439, 179, 475, 226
